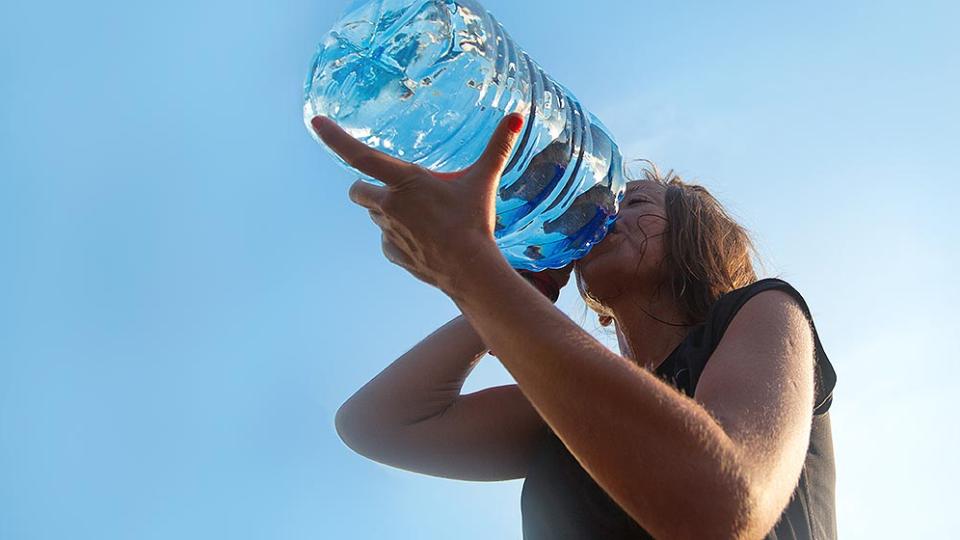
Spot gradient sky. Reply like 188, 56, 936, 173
1, 0, 958, 538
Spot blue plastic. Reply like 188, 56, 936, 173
304, 0, 626, 270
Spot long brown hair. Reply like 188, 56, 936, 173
576, 160, 764, 328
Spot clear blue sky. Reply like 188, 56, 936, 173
1, 0, 957, 538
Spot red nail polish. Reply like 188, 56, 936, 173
508, 115, 524, 133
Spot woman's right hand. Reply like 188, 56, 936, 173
517, 263, 574, 304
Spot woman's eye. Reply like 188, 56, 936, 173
627, 198, 647, 206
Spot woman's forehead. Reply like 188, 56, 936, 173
626, 180, 665, 195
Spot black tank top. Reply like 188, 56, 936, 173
521, 278, 838, 539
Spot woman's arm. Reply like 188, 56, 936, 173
336, 314, 488, 427
311, 115, 811, 537
447, 244, 814, 540
337, 265, 563, 430
335, 313, 548, 480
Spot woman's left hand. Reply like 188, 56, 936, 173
310, 113, 525, 294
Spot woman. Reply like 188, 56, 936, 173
317, 114, 837, 539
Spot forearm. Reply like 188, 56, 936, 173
448, 245, 752, 538
337, 270, 557, 435
337, 314, 488, 431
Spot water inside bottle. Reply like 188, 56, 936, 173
304, 0, 626, 270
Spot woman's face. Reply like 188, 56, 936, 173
574, 180, 671, 303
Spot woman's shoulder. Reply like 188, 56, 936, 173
708, 277, 837, 416
722, 277, 804, 303
711, 278, 810, 330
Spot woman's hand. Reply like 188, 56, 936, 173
310, 113, 525, 295
532, 264, 574, 291
517, 264, 574, 303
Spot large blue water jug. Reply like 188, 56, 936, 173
304, 0, 626, 271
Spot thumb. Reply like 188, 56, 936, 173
472, 113, 525, 180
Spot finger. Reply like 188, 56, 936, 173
383, 235, 437, 287
311, 116, 418, 184
472, 113, 525, 179
369, 212, 416, 256
381, 234, 416, 268
368, 209, 388, 229
381, 222, 422, 257
349, 179, 388, 210
367, 210, 411, 251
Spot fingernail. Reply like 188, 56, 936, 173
311, 116, 329, 136
508, 115, 524, 133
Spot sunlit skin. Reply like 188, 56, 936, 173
316, 114, 815, 539
574, 179, 693, 371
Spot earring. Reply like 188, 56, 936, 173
599, 315, 613, 327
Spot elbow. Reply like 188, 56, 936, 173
334, 403, 368, 454
334, 405, 352, 446
678, 448, 768, 540
662, 474, 763, 540
334, 401, 398, 461
732, 481, 789, 540
699, 481, 767, 540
